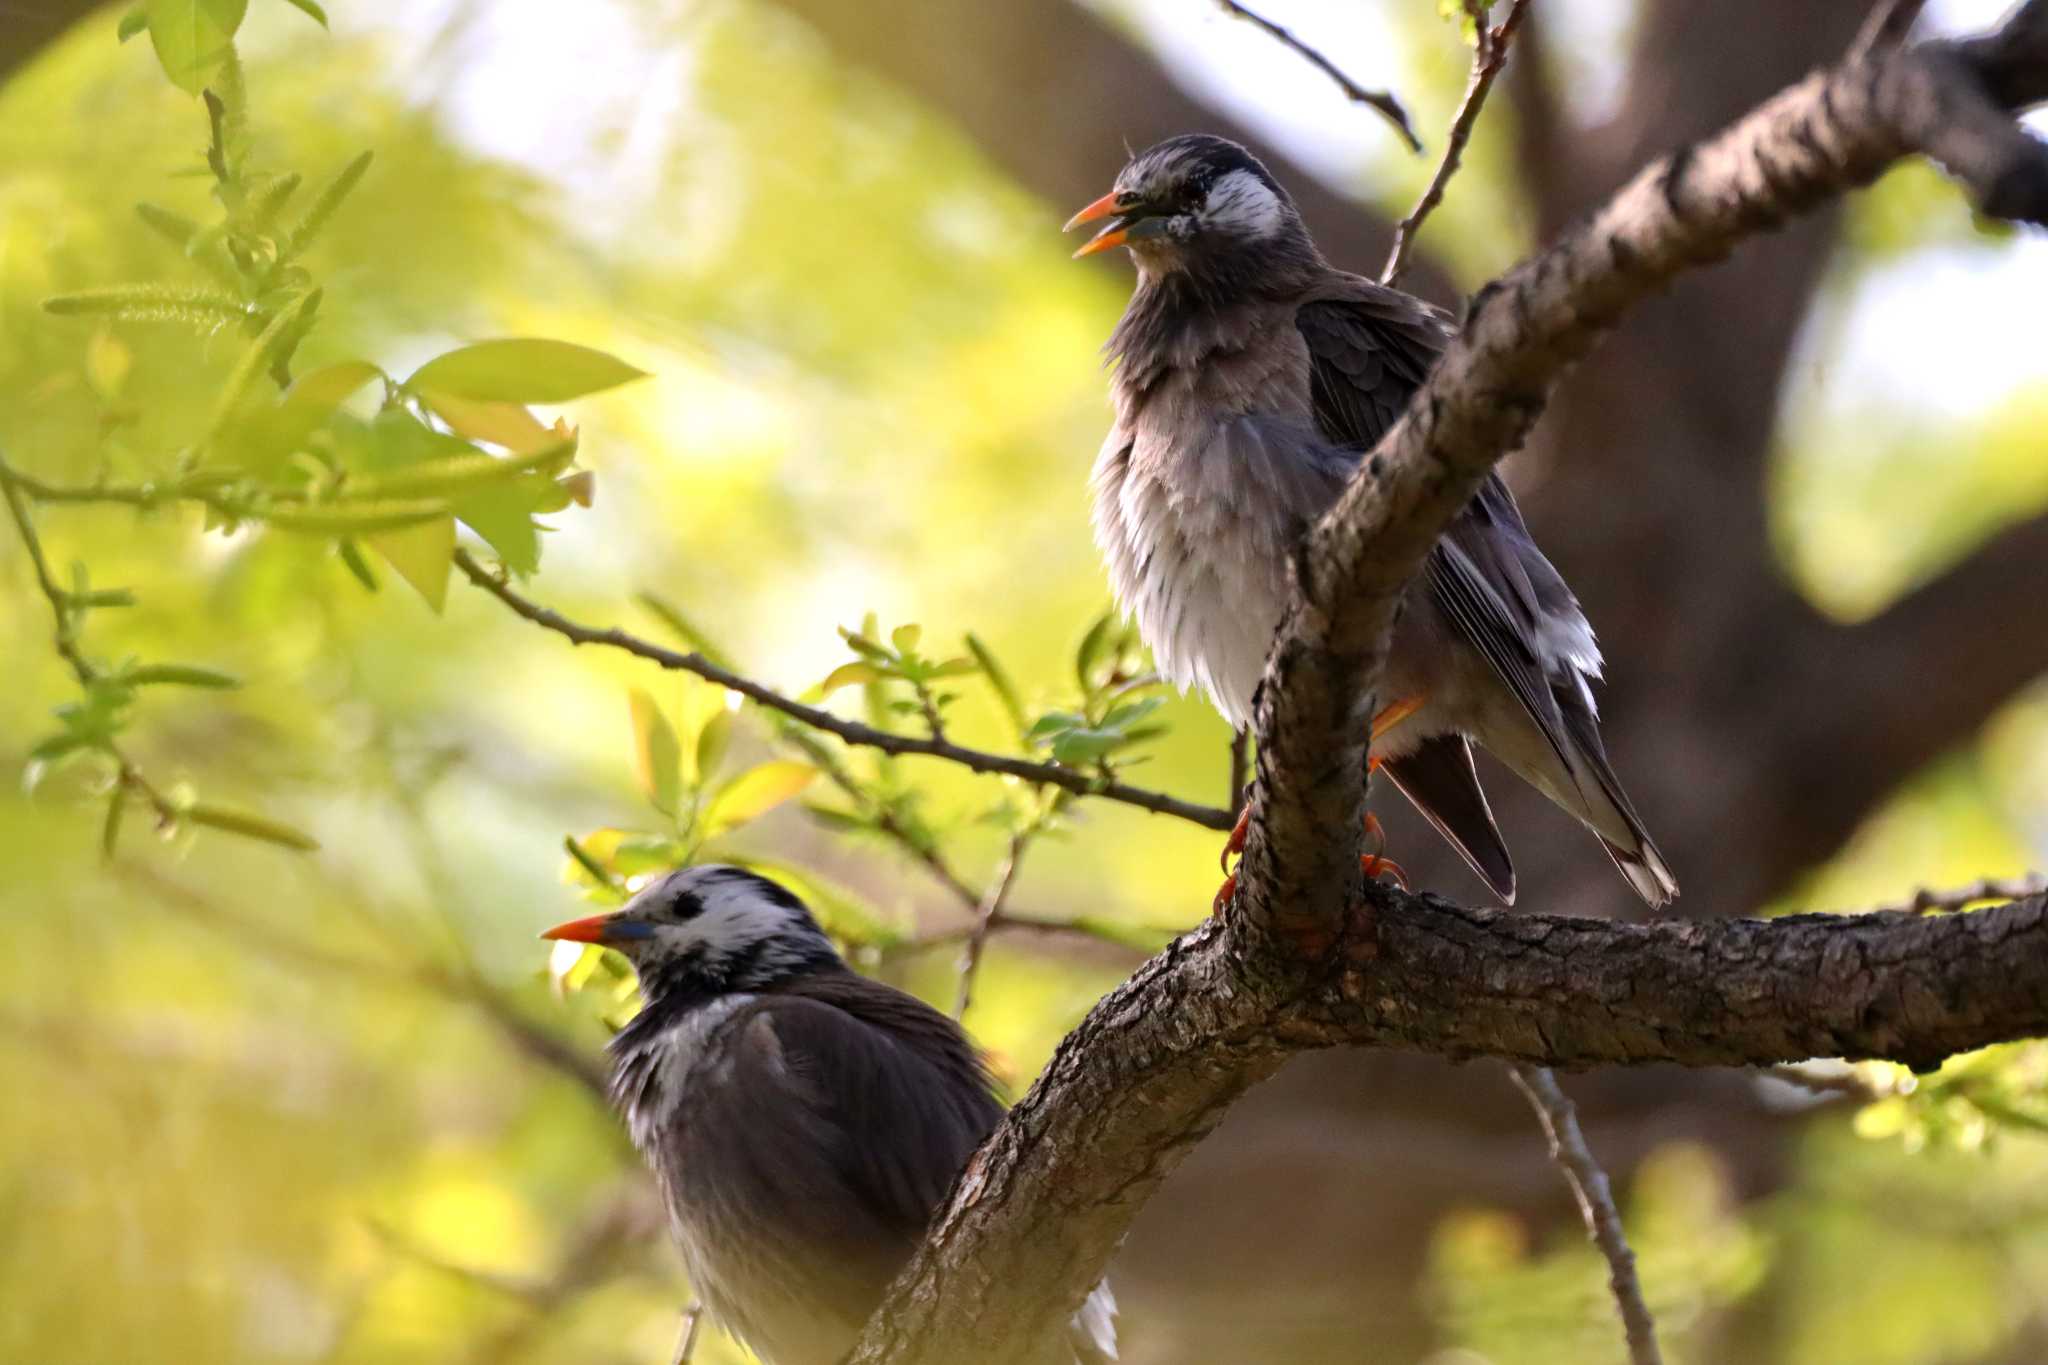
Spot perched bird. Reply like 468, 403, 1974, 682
1066, 133, 1676, 907
541, 864, 1118, 1365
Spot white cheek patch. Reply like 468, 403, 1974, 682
1202, 169, 1285, 239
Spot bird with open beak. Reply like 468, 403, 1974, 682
542, 864, 1118, 1365
1066, 134, 1676, 909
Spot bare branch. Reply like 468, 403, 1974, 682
1382, 0, 1535, 286
1214, 0, 1422, 153
1831, 873, 2048, 917
452, 550, 1234, 831
954, 834, 1031, 1019
670, 1303, 703, 1365
1508, 1064, 1663, 1365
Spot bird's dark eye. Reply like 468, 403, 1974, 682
1114, 189, 1141, 209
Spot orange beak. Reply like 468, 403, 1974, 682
1064, 190, 1130, 259
541, 912, 630, 944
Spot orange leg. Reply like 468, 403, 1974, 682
1215, 699, 1424, 910
1360, 811, 1409, 890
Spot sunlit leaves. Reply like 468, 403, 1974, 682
1849, 1043, 2048, 1153
627, 689, 683, 816
703, 760, 816, 836
142, 0, 247, 95
406, 339, 648, 404
1022, 611, 1165, 771
365, 515, 455, 611
820, 617, 978, 735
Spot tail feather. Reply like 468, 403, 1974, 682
1380, 735, 1517, 905
1552, 688, 1678, 906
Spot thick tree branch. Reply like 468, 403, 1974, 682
854, 890, 2048, 1362
851, 9, 2048, 1360
451, 550, 1233, 831
1235, 0, 2048, 954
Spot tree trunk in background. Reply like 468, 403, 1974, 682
762, 1, 2048, 1359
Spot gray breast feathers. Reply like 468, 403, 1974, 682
1092, 409, 1354, 729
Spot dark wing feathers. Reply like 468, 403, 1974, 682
1295, 289, 1675, 906
665, 981, 1000, 1341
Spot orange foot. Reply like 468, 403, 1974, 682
1215, 809, 1407, 914
1360, 811, 1409, 890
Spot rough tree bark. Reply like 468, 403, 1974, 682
746, 1, 2048, 1353
845, 9, 2048, 1362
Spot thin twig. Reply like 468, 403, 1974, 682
453, 549, 1234, 831
671, 1302, 704, 1365
1766, 1063, 1890, 1103
1380, 0, 1535, 286
1850, 0, 1929, 64
955, 834, 1031, 1019
0, 452, 181, 826
1214, 0, 1422, 152
1829, 874, 2048, 917
1507, 1063, 1663, 1365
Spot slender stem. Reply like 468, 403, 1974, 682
1380, 0, 1535, 287
671, 1302, 704, 1365
955, 834, 1031, 1019
452, 550, 1234, 831
0, 452, 182, 826
1214, 0, 1421, 152
1507, 1063, 1663, 1365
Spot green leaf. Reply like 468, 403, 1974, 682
1050, 728, 1122, 765
965, 633, 1025, 738
279, 0, 327, 26
101, 789, 129, 861
365, 516, 454, 612
628, 690, 682, 815
694, 707, 734, 786
407, 339, 647, 403
135, 202, 201, 247
183, 802, 319, 851
890, 623, 922, 654
287, 150, 371, 259
635, 592, 732, 666
837, 626, 891, 661
124, 663, 240, 689
45, 284, 252, 322
263, 498, 450, 534
419, 389, 570, 454
453, 482, 544, 576
143, 0, 248, 95
819, 661, 881, 695
336, 538, 379, 592
1074, 613, 1114, 691
118, 7, 149, 41
347, 439, 575, 500
704, 761, 817, 836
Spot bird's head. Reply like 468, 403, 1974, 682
541, 864, 842, 999
1064, 133, 1309, 276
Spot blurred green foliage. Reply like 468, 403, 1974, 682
1, 4, 2046, 1365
